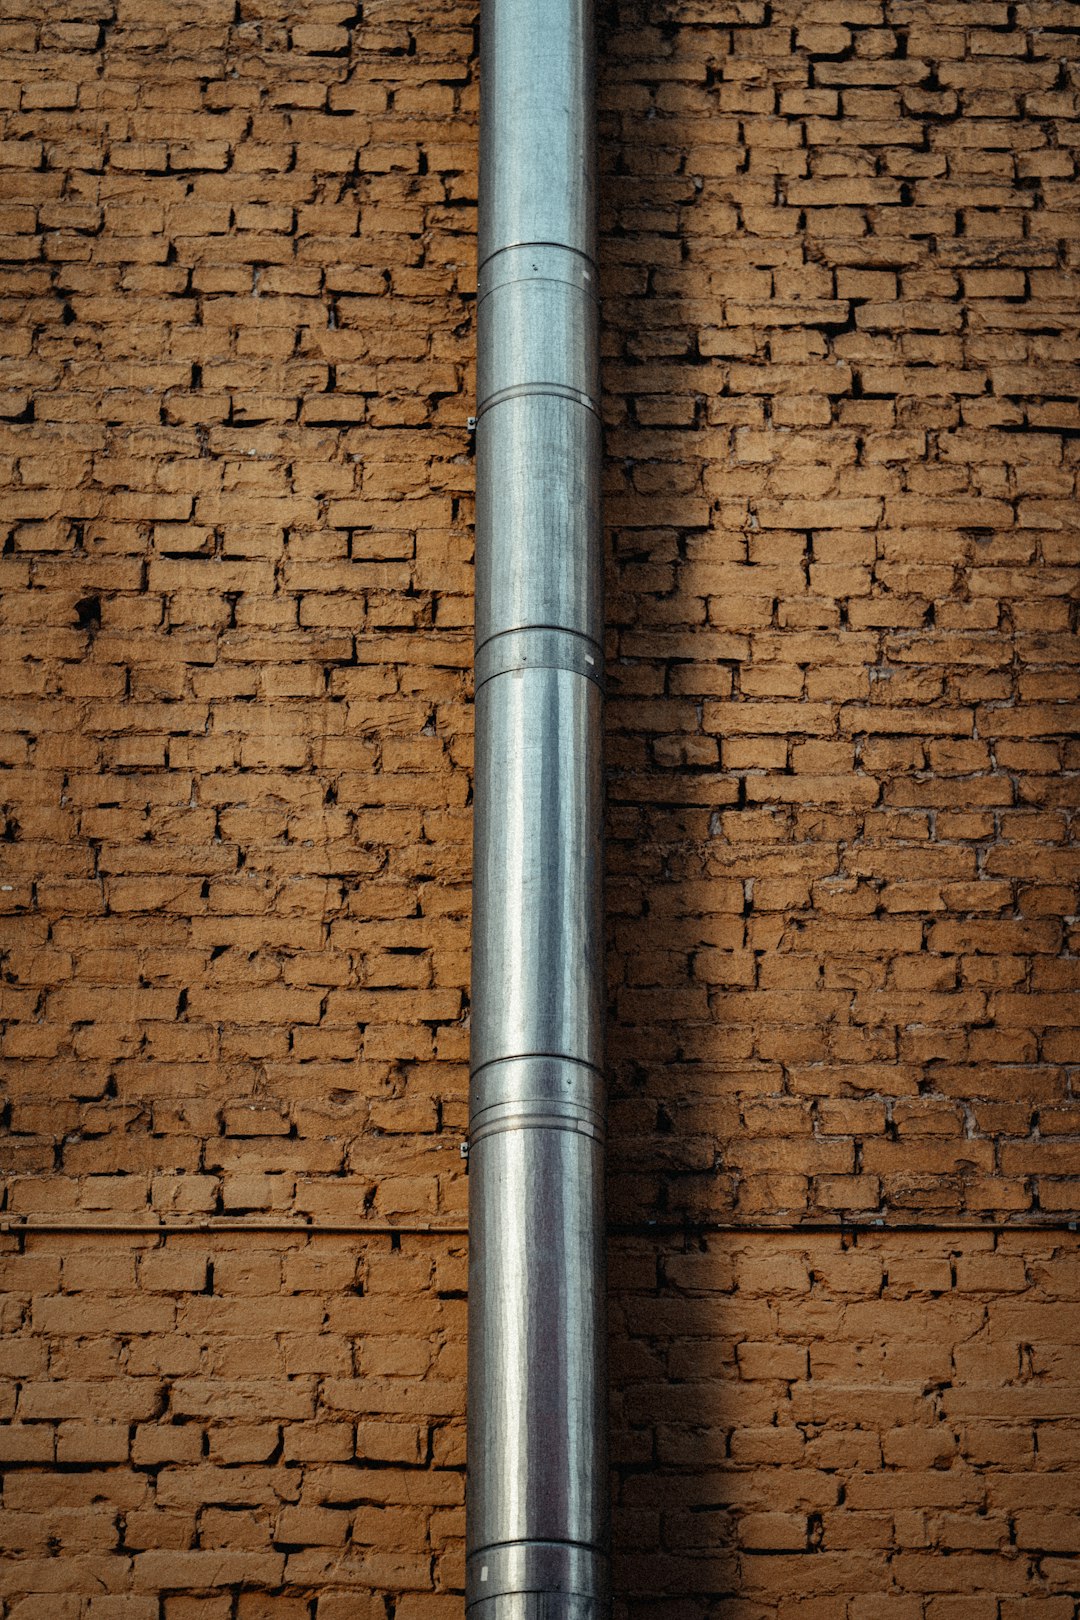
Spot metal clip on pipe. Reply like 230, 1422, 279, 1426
468, 0, 607, 1615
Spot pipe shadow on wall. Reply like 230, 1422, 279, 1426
598, 2, 748, 1612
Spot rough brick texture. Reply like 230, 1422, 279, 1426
1, 0, 1078, 1614
0, 0, 476, 1229
0, 1229, 467, 1614
601, 1, 1080, 1229
610, 1231, 1080, 1615
0, 1229, 1078, 1617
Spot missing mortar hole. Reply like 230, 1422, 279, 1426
74, 596, 101, 633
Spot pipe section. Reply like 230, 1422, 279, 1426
468, 0, 607, 1616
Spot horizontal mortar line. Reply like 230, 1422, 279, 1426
2, 1217, 1077, 1237
0, 1218, 469, 1236
610, 1218, 1080, 1235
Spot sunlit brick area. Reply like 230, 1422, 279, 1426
0, 0, 1077, 1615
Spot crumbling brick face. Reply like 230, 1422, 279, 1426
0, 0, 477, 1227
0, 0, 1078, 1615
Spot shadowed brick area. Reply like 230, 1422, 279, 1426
600, 0, 1080, 1226
609, 1231, 1080, 1616
0, 0, 1078, 1614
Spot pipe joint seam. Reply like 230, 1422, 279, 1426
466, 1541, 608, 1609
474, 381, 601, 425
478, 241, 598, 302
476, 269, 599, 410
470, 1054, 605, 1144
474, 627, 604, 694
470, 1054, 605, 1115
469, 1111, 604, 1147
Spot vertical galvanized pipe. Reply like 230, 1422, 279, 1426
467, 0, 606, 1616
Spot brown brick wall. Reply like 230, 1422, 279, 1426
0, 1228, 1078, 1617
1, 0, 476, 1230
611, 1230, 1080, 1615
602, 0, 1079, 1231
1, 0, 1078, 1614
0, 1230, 467, 1615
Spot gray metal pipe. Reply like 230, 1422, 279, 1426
467, 0, 607, 1615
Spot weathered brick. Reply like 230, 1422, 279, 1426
1, 3, 1077, 1617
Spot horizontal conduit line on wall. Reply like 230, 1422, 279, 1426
1, 1218, 1077, 1237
